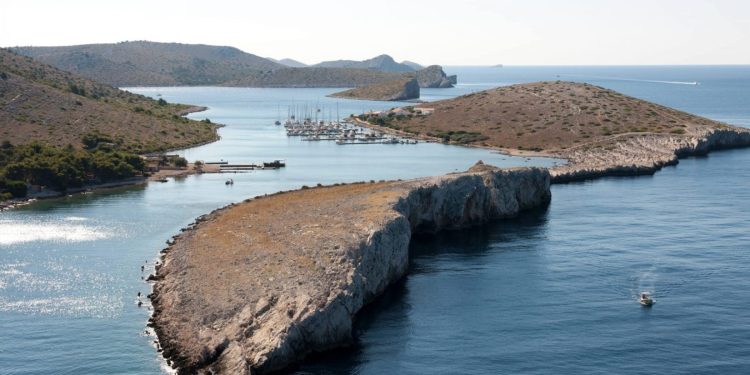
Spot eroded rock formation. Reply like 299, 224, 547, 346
150, 165, 550, 374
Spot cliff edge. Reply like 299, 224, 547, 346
150, 165, 550, 374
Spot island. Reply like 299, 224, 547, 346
353, 81, 750, 181
12, 42, 456, 89
150, 165, 551, 374
0, 48, 219, 203
329, 77, 420, 101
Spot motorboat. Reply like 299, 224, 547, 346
639, 292, 654, 306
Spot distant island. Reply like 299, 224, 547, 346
12, 41, 457, 89
0, 48, 218, 202
330, 77, 420, 101
328, 65, 456, 101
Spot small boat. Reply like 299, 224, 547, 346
274, 120, 281, 126
225, 178, 234, 186
639, 292, 654, 306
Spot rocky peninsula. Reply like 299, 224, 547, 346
359, 81, 750, 182
330, 77, 420, 101
150, 164, 551, 374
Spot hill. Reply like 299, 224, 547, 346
13, 41, 283, 86
401, 60, 425, 70
0, 48, 218, 152
13, 43, 456, 89
330, 77, 420, 101
355, 81, 750, 180
278, 58, 308, 68
313, 54, 415, 73
377, 81, 723, 150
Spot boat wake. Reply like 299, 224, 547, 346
559, 74, 699, 86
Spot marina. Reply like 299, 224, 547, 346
281, 104, 420, 145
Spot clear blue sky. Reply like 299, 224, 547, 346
1, 0, 748, 65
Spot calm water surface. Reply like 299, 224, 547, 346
1, 66, 749, 374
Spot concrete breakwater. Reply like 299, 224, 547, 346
550, 127, 750, 183
149, 164, 550, 374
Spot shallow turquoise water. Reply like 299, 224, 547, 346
1, 66, 749, 374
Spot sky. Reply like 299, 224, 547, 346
1, 0, 748, 66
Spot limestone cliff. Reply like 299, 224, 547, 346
551, 127, 750, 183
412, 65, 455, 88
149, 165, 550, 374
329, 77, 420, 101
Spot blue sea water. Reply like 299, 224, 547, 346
1, 66, 749, 374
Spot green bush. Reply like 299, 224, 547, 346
174, 157, 188, 168
0, 140, 145, 192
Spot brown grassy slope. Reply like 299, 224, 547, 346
0, 48, 218, 152
13, 41, 283, 86
396, 81, 727, 152
330, 78, 419, 101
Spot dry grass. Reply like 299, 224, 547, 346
394, 81, 725, 152
0, 48, 218, 152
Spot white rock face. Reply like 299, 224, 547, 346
150, 166, 550, 374
551, 128, 750, 182
250, 167, 550, 374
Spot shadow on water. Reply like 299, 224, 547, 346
10, 184, 147, 213
292, 208, 550, 374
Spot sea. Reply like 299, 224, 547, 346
1, 65, 749, 374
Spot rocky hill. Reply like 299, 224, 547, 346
401, 60, 424, 70
0, 48, 218, 152
330, 77, 420, 101
364, 81, 750, 180
13, 41, 283, 86
277, 58, 308, 68
14, 43, 456, 89
412, 65, 457, 88
313, 54, 415, 73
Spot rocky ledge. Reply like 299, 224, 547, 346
149, 164, 550, 374
550, 127, 750, 183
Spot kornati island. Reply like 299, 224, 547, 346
2, 2, 750, 375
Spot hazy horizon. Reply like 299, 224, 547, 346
2, 0, 749, 66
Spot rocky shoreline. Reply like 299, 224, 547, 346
549, 127, 750, 183
351, 117, 750, 184
149, 164, 551, 374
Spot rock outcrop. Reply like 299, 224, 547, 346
149, 165, 550, 374
412, 65, 455, 88
330, 77, 420, 101
550, 127, 750, 183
